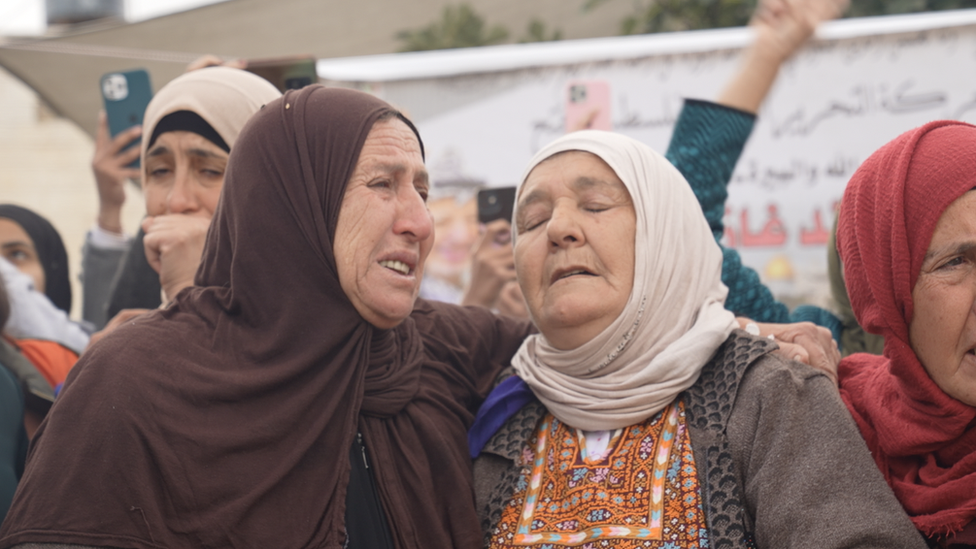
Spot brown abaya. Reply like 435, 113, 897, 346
0, 86, 531, 549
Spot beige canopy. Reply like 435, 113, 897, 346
0, 0, 631, 137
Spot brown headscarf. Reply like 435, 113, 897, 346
0, 86, 531, 549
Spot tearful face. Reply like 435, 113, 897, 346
333, 118, 433, 329
143, 131, 227, 218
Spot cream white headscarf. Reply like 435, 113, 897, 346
511, 130, 737, 431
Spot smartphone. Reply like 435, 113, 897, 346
477, 187, 517, 224
100, 68, 153, 169
245, 55, 318, 93
565, 80, 612, 133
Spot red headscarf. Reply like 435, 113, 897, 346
837, 120, 976, 537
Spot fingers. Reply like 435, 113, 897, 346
143, 213, 211, 232
461, 258, 515, 307
809, 0, 849, 24
473, 219, 515, 273
773, 339, 810, 364
754, 0, 786, 21
789, 323, 839, 365
185, 55, 248, 72
771, 339, 839, 384
94, 112, 141, 158
141, 216, 177, 274
186, 54, 226, 72
142, 215, 211, 250
95, 110, 110, 145
793, 331, 840, 384
107, 308, 150, 330
794, 0, 847, 26
482, 219, 512, 243
462, 220, 517, 309
142, 214, 211, 257
750, 0, 826, 60
114, 143, 142, 180
478, 242, 515, 266
143, 215, 210, 303
739, 318, 840, 386
92, 114, 142, 211
87, 308, 150, 351
142, 217, 164, 274
109, 124, 143, 156
93, 113, 141, 231
570, 109, 600, 132
224, 58, 248, 70
118, 142, 141, 163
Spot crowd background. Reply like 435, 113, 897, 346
2, 1, 976, 322
0, 0, 975, 546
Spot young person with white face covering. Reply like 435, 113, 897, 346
469, 131, 926, 549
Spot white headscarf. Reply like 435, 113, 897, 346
511, 130, 737, 431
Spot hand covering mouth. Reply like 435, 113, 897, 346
380, 259, 413, 275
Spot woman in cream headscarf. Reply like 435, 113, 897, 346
83, 67, 281, 329
470, 130, 925, 549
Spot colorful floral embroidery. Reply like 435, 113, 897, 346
489, 401, 709, 549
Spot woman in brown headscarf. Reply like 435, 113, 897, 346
0, 86, 531, 549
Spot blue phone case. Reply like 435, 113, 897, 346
101, 69, 153, 170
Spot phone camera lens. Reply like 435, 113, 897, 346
569, 85, 587, 104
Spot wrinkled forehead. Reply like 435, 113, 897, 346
519, 150, 630, 203
517, 132, 641, 197
516, 142, 639, 222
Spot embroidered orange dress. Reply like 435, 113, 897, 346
488, 401, 709, 548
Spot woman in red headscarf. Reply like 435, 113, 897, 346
0, 86, 532, 549
837, 120, 976, 548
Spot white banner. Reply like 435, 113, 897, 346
320, 11, 976, 306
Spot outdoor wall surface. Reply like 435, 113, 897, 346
321, 10, 976, 308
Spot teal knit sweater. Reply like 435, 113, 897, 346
665, 99, 842, 345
